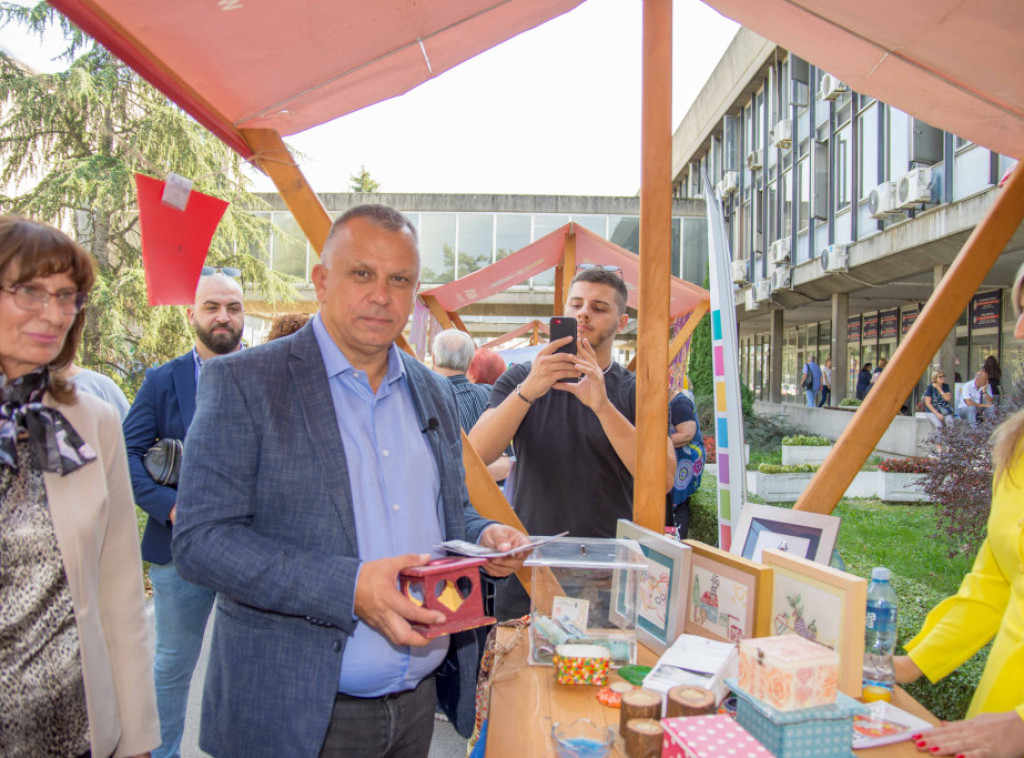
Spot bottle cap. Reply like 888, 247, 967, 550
871, 567, 891, 581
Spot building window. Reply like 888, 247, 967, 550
797, 155, 810, 233
857, 101, 879, 198
836, 124, 852, 210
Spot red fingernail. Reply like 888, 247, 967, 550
956, 754, 965, 758
911, 734, 922, 740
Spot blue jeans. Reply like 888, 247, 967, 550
149, 561, 215, 758
957, 404, 995, 427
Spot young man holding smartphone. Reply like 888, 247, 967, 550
468, 267, 675, 620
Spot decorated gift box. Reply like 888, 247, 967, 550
525, 538, 648, 668
662, 713, 772, 758
737, 634, 839, 711
552, 644, 611, 685
729, 678, 867, 758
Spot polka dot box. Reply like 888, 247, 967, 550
661, 714, 772, 758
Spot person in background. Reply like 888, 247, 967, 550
856, 362, 873, 400
818, 357, 833, 408
893, 263, 1024, 758
0, 216, 158, 758
957, 369, 996, 427
266, 311, 310, 341
923, 370, 955, 430
667, 388, 703, 538
122, 270, 245, 758
984, 355, 1002, 405
871, 357, 888, 387
64, 362, 130, 419
431, 329, 510, 483
467, 347, 505, 385
801, 354, 822, 408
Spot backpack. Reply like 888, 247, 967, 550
670, 396, 705, 505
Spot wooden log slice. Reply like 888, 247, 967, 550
624, 718, 663, 758
618, 688, 662, 737
666, 685, 716, 718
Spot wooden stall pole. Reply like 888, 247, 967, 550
562, 225, 577, 306
795, 161, 1024, 514
634, 0, 673, 533
531, 320, 540, 345
242, 128, 331, 255
420, 293, 458, 331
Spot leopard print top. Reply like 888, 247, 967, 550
0, 441, 90, 757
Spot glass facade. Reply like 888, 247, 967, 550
253, 208, 705, 288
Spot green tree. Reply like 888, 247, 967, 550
349, 165, 381, 193
0, 2, 295, 396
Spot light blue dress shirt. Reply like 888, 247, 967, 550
310, 315, 448, 697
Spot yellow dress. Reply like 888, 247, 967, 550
905, 456, 1024, 720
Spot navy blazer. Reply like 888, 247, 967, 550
122, 352, 196, 565
173, 325, 493, 757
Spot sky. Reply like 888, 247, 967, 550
0, 0, 739, 196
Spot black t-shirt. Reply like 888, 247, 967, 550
669, 394, 700, 446
487, 361, 637, 619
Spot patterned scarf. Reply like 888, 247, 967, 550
0, 367, 96, 475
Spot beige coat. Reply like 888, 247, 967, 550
42, 391, 160, 758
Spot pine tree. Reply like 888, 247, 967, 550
0, 3, 296, 395
349, 165, 381, 193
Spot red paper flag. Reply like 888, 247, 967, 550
135, 173, 229, 306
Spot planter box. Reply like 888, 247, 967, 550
781, 444, 833, 466
749, 471, 817, 502
877, 471, 929, 502
748, 470, 903, 503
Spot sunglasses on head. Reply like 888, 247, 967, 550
576, 263, 623, 276
201, 266, 242, 278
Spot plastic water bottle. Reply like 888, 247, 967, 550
863, 567, 898, 702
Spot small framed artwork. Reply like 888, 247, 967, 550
681, 539, 773, 643
612, 520, 691, 654
761, 548, 867, 697
732, 503, 840, 565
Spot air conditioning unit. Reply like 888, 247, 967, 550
771, 268, 791, 291
818, 73, 848, 101
731, 259, 749, 285
746, 149, 763, 171
868, 181, 899, 219
744, 287, 760, 311
897, 167, 934, 208
820, 243, 849, 273
769, 237, 791, 265
753, 279, 771, 302
717, 170, 740, 197
771, 119, 793, 150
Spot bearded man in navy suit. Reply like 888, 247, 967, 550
123, 270, 244, 758
173, 205, 528, 758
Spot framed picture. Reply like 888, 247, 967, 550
611, 520, 691, 654
732, 503, 840, 565
761, 548, 867, 698
681, 539, 773, 643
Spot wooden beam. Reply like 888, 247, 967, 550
670, 301, 709, 364
795, 160, 1024, 514
633, 0, 673, 533
241, 129, 331, 255
448, 310, 470, 334
531, 321, 540, 346
561, 226, 577, 310
461, 432, 537, 595
420, 293, 457, 330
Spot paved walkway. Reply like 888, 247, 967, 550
144, 599, 468, 757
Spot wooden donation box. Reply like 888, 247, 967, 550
398, 557, 495, 638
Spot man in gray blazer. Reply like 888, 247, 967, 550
173, 205, 527, 758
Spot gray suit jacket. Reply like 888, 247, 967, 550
173, 324, 493, 757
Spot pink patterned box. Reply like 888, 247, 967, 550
738, 635, 839, 711
662, 714, 772, 758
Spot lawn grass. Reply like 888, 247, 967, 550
689, 479, 986, 722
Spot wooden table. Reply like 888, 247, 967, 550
485, 627, 939, 757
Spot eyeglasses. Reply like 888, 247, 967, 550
201, 266, 242, 278
1, 283, 87, 315
576, 263, 624, 276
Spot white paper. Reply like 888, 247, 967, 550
161, 172, 193, 211
851, 701, 934, 749
642, 633, 738, 712
436, 531, 568, 558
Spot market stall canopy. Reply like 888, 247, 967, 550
47, 0, 584, 157
482, 320, 549, 350
703, 0, 1024, 158
418, 222, 710, 318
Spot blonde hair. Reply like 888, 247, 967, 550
991, 409, 1024, 485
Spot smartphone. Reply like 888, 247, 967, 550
549, 316, 579, 382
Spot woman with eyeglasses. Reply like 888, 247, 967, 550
0, 217, 158, 758
893, 262, 1024, 757
923, 370, 954, 430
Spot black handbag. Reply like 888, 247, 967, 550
143, 438, 183, 487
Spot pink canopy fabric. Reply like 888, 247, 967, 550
419, 222, 711, 319
48, 0, 584, 157
704, 0, 1024, 158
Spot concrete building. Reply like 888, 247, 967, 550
672, 28, 1023, 410
244, 192, 708, 354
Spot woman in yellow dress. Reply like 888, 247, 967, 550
894, 264, 1024, 758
